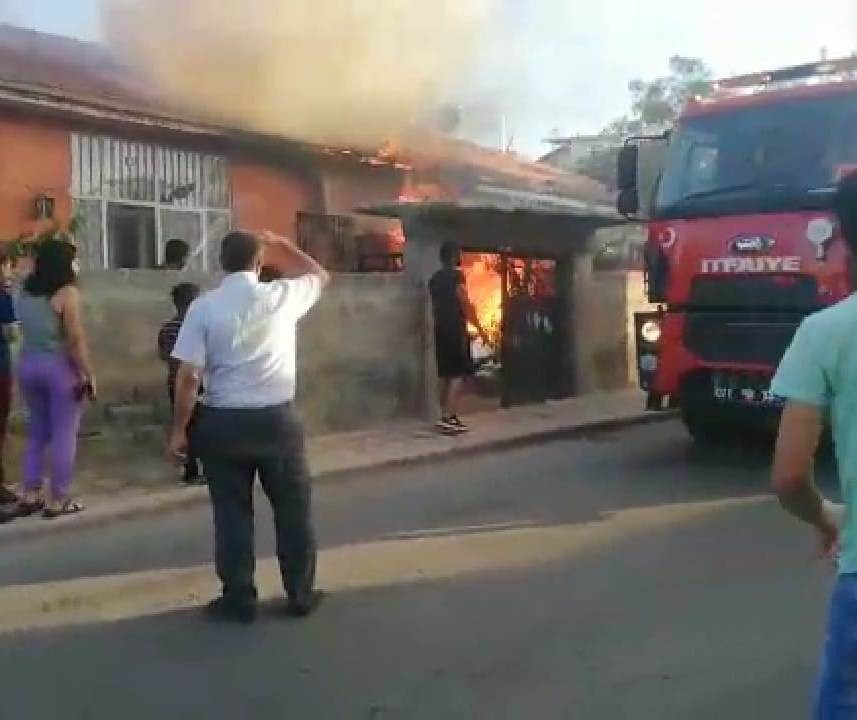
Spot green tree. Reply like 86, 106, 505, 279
627, 55, 713, 132
577, 56, 713, 187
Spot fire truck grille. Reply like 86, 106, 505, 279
684, 312, 804, 366
689, 275, 818, 310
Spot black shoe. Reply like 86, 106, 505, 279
0, 486, 17, 505
15, 499, 45, 518
0, 508, 14, 524
286, 590, 326, 619
205, 596, 257, 624
448, 416, 469, 432
435, 418, 460, 435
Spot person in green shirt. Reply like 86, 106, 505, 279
772, 171, 857, 717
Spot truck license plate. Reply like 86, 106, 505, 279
713, 385, 783, 408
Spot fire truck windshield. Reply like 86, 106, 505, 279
654, 92, 857, 219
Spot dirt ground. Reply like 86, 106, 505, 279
3, 426, 179, 500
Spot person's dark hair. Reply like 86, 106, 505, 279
171, 282, 200, 314
24, 240, 77, 297
835, 172, 857, 254
259, 266, 284, 283
220, 231, 262, 273
439, 242, 460, 267
164, 239, 190, 269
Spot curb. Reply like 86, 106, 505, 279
0, 410, 676, 544
314, 410, 676, 482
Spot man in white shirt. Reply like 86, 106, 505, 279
170, 229, 329, 623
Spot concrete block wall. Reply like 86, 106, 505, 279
296, 273, 424, 434
78, 270, 424, 435
80, 271, 212, 416
571, 261, 652, 394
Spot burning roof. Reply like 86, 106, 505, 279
0, 24, 182, 121
405, 134, 614, 210
0, 24, 616, 215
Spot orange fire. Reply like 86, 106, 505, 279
388, 223, 406, 246
462, 253, 502, 348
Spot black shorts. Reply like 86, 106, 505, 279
435, 328, 474, 379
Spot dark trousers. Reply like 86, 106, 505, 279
169, 387, 202, 480
194, 403, 316, 603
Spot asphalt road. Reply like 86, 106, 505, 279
0, 420, 840, 719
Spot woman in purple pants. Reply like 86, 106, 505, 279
13, 240, 96, 519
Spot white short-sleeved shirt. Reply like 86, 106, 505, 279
171, 271, 323, 409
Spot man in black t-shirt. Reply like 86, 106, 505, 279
428, 243, 489, 434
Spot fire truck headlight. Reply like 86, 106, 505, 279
640, 320, 661, 344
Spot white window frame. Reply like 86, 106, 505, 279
70, 133, 232, 271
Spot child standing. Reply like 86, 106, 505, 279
158, 283, 203, 485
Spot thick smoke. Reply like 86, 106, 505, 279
101, 0, 495, 149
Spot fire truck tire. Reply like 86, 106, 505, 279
680, 403, 732, 444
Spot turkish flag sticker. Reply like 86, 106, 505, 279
835, 164, 857, 182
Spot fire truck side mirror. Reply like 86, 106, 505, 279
617, 144, 640, 216
617, 187, 639, 217
617, 144, 639, 190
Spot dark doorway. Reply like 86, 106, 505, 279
501, 257, 562, 407
107, 204, 157, 269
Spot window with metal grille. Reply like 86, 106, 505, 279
70, 133, 231, 270
297, 212, 357, 272
71, 134, 231, 209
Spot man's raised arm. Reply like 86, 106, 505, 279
260, 231, 330, 287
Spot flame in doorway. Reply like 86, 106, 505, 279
461, 253, 502, 349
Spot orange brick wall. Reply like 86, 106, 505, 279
230, 161, 320, 239
322, 165, 405, 214
0, 115, 72, 240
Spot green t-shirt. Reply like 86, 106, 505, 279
772, 294, 857, 574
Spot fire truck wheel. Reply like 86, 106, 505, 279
680, 403, 733, 444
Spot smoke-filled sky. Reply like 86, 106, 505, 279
1, 0, 856, 156
102, 0, 497, 150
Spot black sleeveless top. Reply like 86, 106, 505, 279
429, 268, 466, 337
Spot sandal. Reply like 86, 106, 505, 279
0, 486, 18, 505
42, 499, 85, 520
16, 499, 45, 518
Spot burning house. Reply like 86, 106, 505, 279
365, 141, 624, 410
0, 23, 638, 433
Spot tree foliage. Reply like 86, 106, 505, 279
611, 55, 713, 136
577, 56, 713, 186
4, 212, 85, 261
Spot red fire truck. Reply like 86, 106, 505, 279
618, 58, 857, 439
